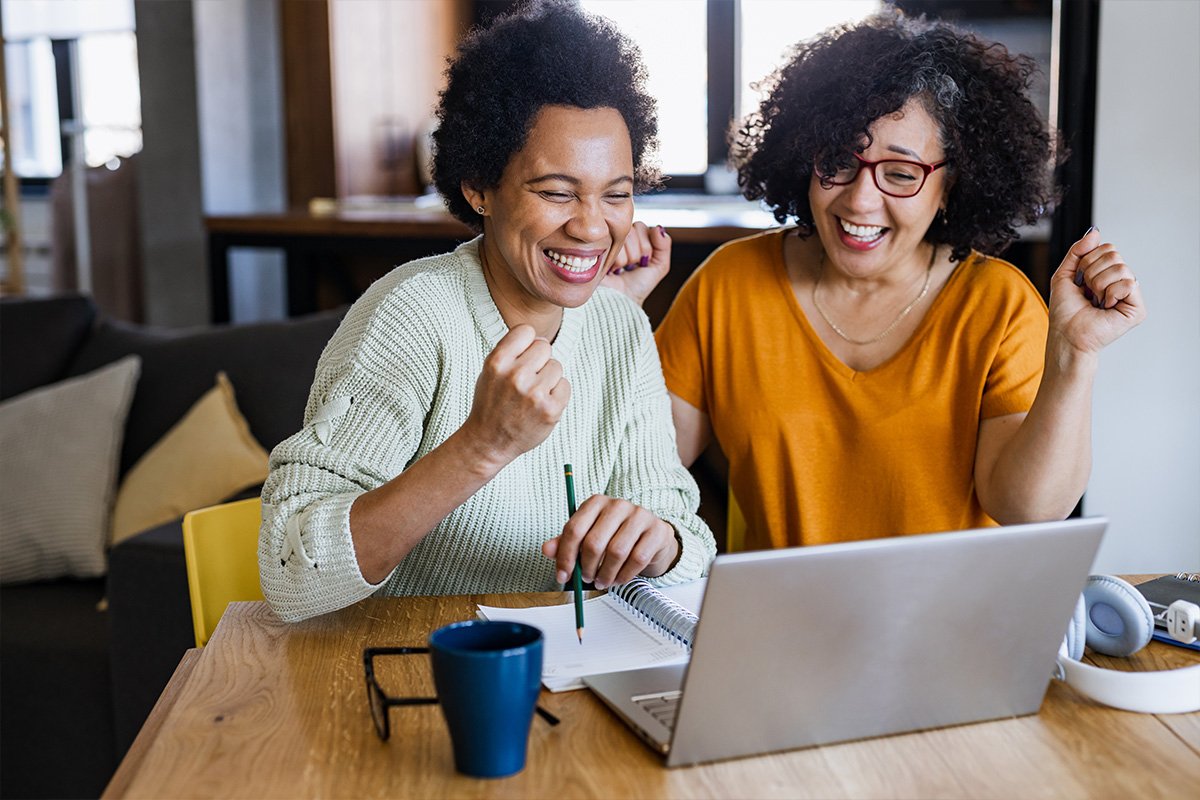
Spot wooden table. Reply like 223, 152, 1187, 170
204, 195, 779, 323
104, 587, 1200, 799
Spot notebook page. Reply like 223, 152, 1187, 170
478, 593, 689, 691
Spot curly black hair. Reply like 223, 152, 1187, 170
733, 9, 1063, 261
432, 0, 660, 230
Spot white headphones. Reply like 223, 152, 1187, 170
1056, 574, 1200, 714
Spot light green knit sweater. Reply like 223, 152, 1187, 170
259, 238, 715, 622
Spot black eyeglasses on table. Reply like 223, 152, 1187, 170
362, 646, 560, 741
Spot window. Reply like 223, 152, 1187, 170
738, 0, 880, 120
1, 0, 142, 180
581, 0, 708, 176
579, 0, 882, 191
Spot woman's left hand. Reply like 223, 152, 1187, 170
1048, 227, 1146, 355
602, 221, 672, 307
542, 494, 680, 590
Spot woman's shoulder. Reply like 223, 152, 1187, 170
325, 246, 477, 363
704, 227, 790, 269
359, 243, 480, 317
678, 227, 791, 297
949, 251, 1047, 313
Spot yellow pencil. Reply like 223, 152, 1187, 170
563, 464, 584, 644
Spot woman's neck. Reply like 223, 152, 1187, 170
814, 239, 938, 297
479, 238, 564, 342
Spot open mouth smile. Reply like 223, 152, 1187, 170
544, 248, 604, 283
837, 217, 888, 250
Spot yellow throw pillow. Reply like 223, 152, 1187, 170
110, 372, 269, 546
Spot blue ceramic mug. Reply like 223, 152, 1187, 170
429, 620, 544, 778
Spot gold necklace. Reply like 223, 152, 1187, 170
811, 249, 934, 346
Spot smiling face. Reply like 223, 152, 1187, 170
465, 105, 634, 331
809, 98, 948, 281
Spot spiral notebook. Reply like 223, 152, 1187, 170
477, 578, 706, 691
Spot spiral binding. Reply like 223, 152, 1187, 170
610, 577, 699, 650
1176, 572, 1200, 582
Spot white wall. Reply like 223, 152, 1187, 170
1088, 0, 1200, 571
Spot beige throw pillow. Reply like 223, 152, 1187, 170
110, 372, 269, 546
0, 356, 141, 584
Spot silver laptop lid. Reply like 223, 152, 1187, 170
666, 518, 1106, 767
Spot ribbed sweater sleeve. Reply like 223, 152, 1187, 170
259, 239, 715, 622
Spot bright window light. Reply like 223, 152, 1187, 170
739, 0, 881, 120
580, 0, 708, 176
78, 32, 143, 167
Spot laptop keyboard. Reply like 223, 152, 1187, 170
632, 690, 682, 731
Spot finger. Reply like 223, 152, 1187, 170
609, 241, 632, 275
596, 513, 662, 588
511, 337, 555, 376
1078, 248, 1136, 308
575, 496, 626, 582
593, 523, 644, 590
548, 375, 571, 410
617, 227, 653, 274
648, 223, 672, 266
611, 528, 665, 586
490, 324, 538, 364
1054, 226, 1103, 287
626, 222, 652, 267
555, 496, 603, 583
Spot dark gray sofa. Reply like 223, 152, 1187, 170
0, 295, 345, 799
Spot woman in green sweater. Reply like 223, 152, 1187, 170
259, 1, 715, 622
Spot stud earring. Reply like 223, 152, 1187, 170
476, 206, 485, 214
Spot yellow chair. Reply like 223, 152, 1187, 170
182, 497, 265, 647
726, 489, 747, 553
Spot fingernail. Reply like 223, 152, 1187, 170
1074, 270, 1085, 287
557, 571, 567, 584
593, 581, 606, 591
1083, 286, 1094, 301
657, 225, 667, 237
1084, 225, 1098, 235
638, 255, 649, 267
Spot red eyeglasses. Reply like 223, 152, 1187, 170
816, 151, 948, 198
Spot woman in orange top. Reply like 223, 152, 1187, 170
609, 11, 1144, 549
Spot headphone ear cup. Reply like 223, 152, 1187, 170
1082, 574, 1155, 657
1064, 593, 1087, 661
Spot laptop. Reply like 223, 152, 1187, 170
584, 517, 1106, 767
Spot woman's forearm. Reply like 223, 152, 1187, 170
349, 425, 504, 583
977, 343, 1099, 524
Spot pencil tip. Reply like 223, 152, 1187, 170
577, 628, 584, 644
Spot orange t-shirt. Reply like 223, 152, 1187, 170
655, 230, 1048, 549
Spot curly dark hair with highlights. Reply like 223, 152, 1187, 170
733, 9, 1063, 262
432, 0, 660, 230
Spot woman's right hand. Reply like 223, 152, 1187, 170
603, 221, 671, 307
463, 324, 572, 470
1048, 227, 1145, 358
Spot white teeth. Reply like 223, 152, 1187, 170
545, 249, 599, 273
839, 219, 885, 238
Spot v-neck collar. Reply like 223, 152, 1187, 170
773, 231, 964, 380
